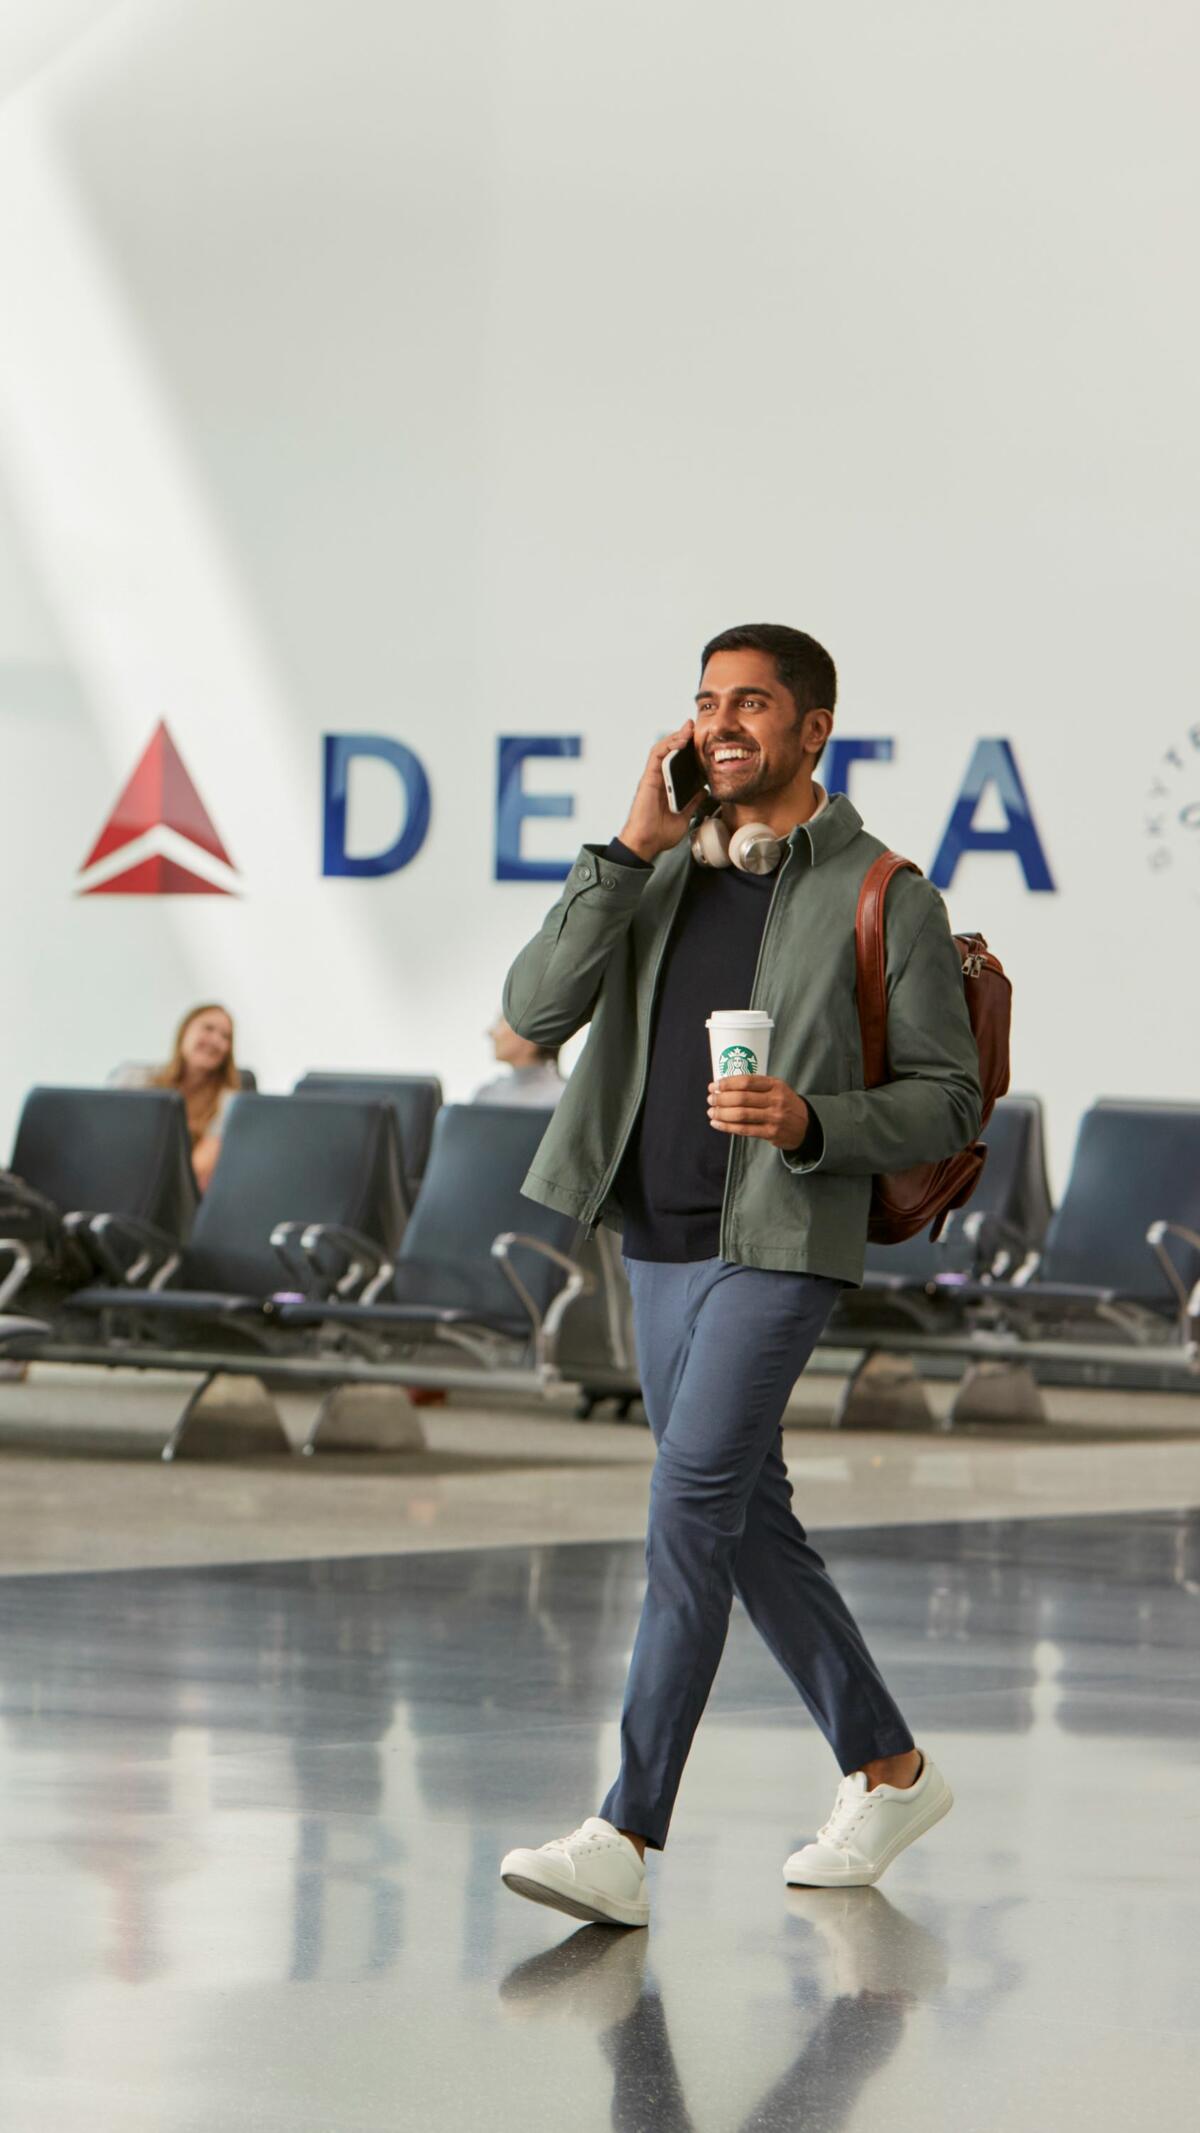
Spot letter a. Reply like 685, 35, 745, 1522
929, 739, 1055, 892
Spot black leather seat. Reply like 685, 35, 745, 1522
293, 1073, 442, 1205
944, 1101, 1200, 1331
1, 1086, 198, 1312
275, 1104, 581, 1352
10, 1084, 198, 1233
69, 1094, 407, 1333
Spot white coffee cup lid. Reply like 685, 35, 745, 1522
706, 1010, 774, 1026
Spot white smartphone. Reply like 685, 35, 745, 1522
662, 737, 707, 814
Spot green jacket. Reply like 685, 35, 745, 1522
502, 794, 983, 1286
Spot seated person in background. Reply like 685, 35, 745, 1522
473, 1014, 565, 1109
112, 1003, 240, 1191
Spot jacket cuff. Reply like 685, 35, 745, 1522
779, 1102, 824, 1174
781, 1092, 869, 1175
561, 842, 654, 910
604, 836, 654, 871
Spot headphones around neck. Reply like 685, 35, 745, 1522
690, 810, 784, 875
688, 783, 829, 876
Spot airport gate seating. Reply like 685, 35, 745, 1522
292, 1072, 443, 1209
943, 1100, 1200, 1340
0, 1085, 198, 1319
831, 1098, 1200, 1428
59, 1092, 408, 1349
273, 1103, 588, 1388
3, 1080, 1197, 1445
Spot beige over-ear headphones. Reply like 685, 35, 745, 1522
690, 809, 784, 876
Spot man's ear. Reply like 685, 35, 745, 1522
803, 707, 834, 757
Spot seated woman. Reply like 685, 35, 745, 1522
113, 1003, 241, 1191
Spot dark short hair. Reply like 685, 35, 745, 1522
700, 623, 837, 720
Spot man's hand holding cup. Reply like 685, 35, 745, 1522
707, 1077, 811, 1153
704, 1012, 809, 1153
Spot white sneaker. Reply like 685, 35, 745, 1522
783, 1754, 953, 1889
501, 1818, 650, 1929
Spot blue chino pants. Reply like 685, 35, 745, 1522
600, 1256, 915, 1849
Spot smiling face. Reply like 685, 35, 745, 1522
694, 648, 831, 809
180, 1008, 233, 1078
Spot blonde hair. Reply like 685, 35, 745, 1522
153, 1002, 239, 1143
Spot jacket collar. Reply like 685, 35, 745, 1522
678, 790, 865, 876
788, 791, 864, 867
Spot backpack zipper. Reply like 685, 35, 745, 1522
960, 936, 1002, 981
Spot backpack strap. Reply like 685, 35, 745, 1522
855, 852, 921, 1087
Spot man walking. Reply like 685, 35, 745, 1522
499, 624, 981, 1927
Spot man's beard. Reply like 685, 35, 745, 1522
708, 758, 779, 805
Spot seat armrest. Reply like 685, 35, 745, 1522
0, 1240, 35, 1312
0, 1312, 50, 1349
490, 1231, 593, 1360
957, 1209, 1031, 1277
1147, 1221, 1200, 1336
491, 1232, 591, 1284
977, 1213, 1026, 1250
66, 1211, 181, 1289
270, 1220, 318, 1295
271, 1221, 392, 1302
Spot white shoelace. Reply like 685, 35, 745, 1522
818, 1779, 880, 1850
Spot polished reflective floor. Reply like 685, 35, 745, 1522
2, 1510, 1198, 2130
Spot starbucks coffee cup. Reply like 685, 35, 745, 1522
707, 1009, 774, 1081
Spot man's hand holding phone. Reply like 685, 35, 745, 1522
618, 720, 706, 864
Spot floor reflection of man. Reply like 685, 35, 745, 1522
500, 1891, 947, 2133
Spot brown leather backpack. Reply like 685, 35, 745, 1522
856, 853, 1012, 1245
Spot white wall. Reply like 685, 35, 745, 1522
1, 0, 1197, 1188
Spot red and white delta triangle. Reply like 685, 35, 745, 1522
76, 722, 239, 896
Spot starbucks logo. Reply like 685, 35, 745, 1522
1145, 723, 1200, 902
719, 1043, 758, 1077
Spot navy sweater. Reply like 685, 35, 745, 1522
606, 837, 821, 1261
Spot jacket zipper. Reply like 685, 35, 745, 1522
717, 840, 797, 1262
581, 861, 691, 1234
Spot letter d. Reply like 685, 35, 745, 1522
322, 735, 431, 877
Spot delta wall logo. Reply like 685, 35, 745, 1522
77, 723, 238, 897
77, 725, 1056, 895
